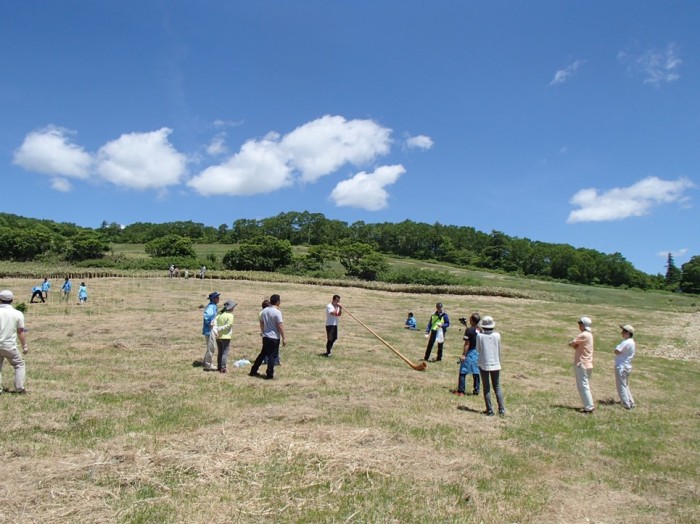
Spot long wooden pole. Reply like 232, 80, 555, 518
342, 306, 427, 371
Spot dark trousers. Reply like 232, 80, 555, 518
480, 368, 505, 413
251, 337, 280, 378
325, 325, 338, 354
423, 330, 444, 361
30, 290, 45, 303
458, 373, 480, 394
216, 339, 231, 371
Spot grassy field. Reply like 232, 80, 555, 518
0, 273, 698, 523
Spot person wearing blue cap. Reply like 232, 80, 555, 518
201, 291, 220, 371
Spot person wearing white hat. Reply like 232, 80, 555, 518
476, 315, 506, 416
614, 325, 636, 409
0, 290, 28, 394
569, 316, 595, 413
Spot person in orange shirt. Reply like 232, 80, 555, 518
568, 316, 595, 413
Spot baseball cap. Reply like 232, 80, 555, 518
620, 324, 635, 335
578, 316, 592, 331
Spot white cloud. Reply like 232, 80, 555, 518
282, 115, 392, 182
188, 135, 293, 196
189, 115, 394, 195
330, 164, 405, 211
619, 44, 682, 86
95, 128, 187, 190
406, 135, 433, 150
13, 126, 92, 180
50, 177, 73, 192
549, 59, 585, 86
657, 248, 688, 259
206, 133, 228, 156
567, 176, 695, 223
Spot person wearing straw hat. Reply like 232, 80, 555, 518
201, 291, 220, 371
476, 315, 505, 416
215, 299, 237, 373
568, 316, 595, 413
614, 324, 636, 410
0, 290, 28, 394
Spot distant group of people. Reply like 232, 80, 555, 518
28, 277, 88, 305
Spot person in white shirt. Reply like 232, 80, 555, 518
476, 315, 505, 416
324, 295, 342, 357
0, 290, 28, 394
614, 324, 636, 410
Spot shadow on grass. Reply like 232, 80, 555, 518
457, 405, 484, 415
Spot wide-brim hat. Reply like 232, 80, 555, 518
620, 324, 635, 335
479, 315, 495, 329
223, 300, 238, 311
0, 290, 13, 301
208, 291, 221, 301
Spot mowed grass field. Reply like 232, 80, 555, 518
0, 275, 698, 523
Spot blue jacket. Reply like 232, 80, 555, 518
202, 302, 218, 336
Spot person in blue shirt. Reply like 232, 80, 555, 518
201, 291, 220, 371
404, 312, 417, 329
30, 284, 45, 303
423, 302, 450, 362
41, 278, 51, 301
60, 277, 72, 303
78, 282, 88, 304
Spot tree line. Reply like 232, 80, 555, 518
1, 211, 698, 293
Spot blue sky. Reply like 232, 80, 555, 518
2, 1, 698, 275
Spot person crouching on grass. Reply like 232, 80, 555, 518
614, 324, 636, 410
214, 300, 237, 373
476, 315, 505, 416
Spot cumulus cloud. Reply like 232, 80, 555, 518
549, 59, 585, 86
190, 115, 394, 195
618, 44, 682, 86
282, 115, 392, 182
567, 176, 695, 223
406, 134, 433, 150
95, 128, 187, 190
188, 134, 293, 196
13, 126, 92, 179
330, 164, 406, 211
50, 177, 73, 192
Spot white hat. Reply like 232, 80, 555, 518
479, 315, 495, 329
0, 290, 14, 301
578, 317, 592, 331
620, 324, 635, 335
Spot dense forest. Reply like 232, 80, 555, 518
1, 211, 698, 293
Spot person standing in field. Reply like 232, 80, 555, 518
215, 299, 237, 373
60, 277, 72, 303
41, 277, 51, 301
455, 313, 481, 396
30, 284, 45, 303
476, 315, 505, 416
614, 324, 636, 410
78, 282, 88, 305
249, 294, 286, 380
201, 291, 220, 371
568, 316, 595, 413
199, 265, 207, 279
423, 302, 450, 362
0, 290, 29, 394
324, 295, 342, 357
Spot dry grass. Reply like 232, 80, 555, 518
0, 276, 698, 523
